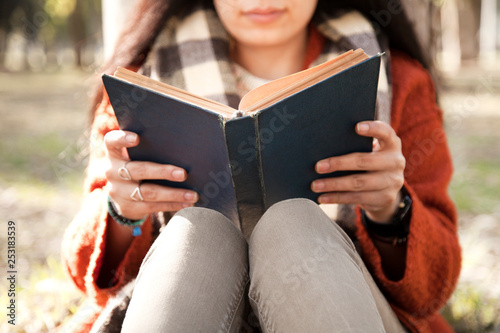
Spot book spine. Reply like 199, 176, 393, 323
224, 116, 264, 239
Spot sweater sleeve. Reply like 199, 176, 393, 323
61, 95, 154, 307
355, 51, 461, 329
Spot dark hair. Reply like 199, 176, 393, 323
91, 0, 427, 120
89, 0, 205, 118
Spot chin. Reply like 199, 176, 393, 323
236, 29, 297, 48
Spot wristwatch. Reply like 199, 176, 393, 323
361, 187, 412, 246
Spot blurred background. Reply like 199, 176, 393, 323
0, 0, 499, 332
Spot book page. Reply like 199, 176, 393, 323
239, 49, 369, 113
114, 68, 237, 117
112, 48, 369, 118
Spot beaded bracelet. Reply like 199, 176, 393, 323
107, 196, 146, 237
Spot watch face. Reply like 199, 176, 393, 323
398, 194, 412, 222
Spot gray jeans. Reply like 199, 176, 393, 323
122, 198, 406, 332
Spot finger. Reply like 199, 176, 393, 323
113, 200, 195, 220
123, 161, 188, 182
109, 182, 198, 204
311, 171, 402, 193
356, 121, 401, 151
144, 201, 195, 213
109, 183, 198, 220
135, 183, 198, 203
317, 190, 395, 209
315, 151, 405, 174
104, 130, 139, 159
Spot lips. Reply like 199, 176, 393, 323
243, 7, 286, 23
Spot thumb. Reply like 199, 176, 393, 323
104, 130, 139, 159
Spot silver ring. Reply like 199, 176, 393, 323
130, 184, 144, 202
118, 161, 132, 181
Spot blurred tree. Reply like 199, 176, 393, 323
457, 0, 481, 60
68, 0, 86, 67
479, 0, 498, 62
1, 0, 102, 70
440, 0, 462, 72
102, 0, 133, 59
0, 1, 22, 38
0, 0, 39, 69
44, 0, 102, 67
0, 1, 18, 66
401, 0, 441, 64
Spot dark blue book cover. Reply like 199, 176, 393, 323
256, 56, 379, 209
102, 54, 380, 237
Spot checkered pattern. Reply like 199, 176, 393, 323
141, 5, 391, 122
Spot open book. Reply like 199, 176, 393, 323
102, 49, 381, 238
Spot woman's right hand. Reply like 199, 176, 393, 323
104, 130, 199, 220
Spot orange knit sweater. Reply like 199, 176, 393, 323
61, 50, 461, 332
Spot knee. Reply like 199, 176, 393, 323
249, 198, 358, 265
144, 207, 247, 265
251, 198, 350, 244
251, 198, 318, 237
168, 207, 245, 240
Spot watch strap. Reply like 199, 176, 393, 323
361, 187, 412, 244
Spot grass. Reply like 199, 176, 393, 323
0, 256, 84, 332
446, 119, 500, 215
444, 287, 500, 333
442, 105, 500, 331
450, 160, 500, 214
0, 70, 89, 332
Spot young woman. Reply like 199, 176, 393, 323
62, 0, 461, 332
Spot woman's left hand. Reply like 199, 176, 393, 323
311, 121, 406, 223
